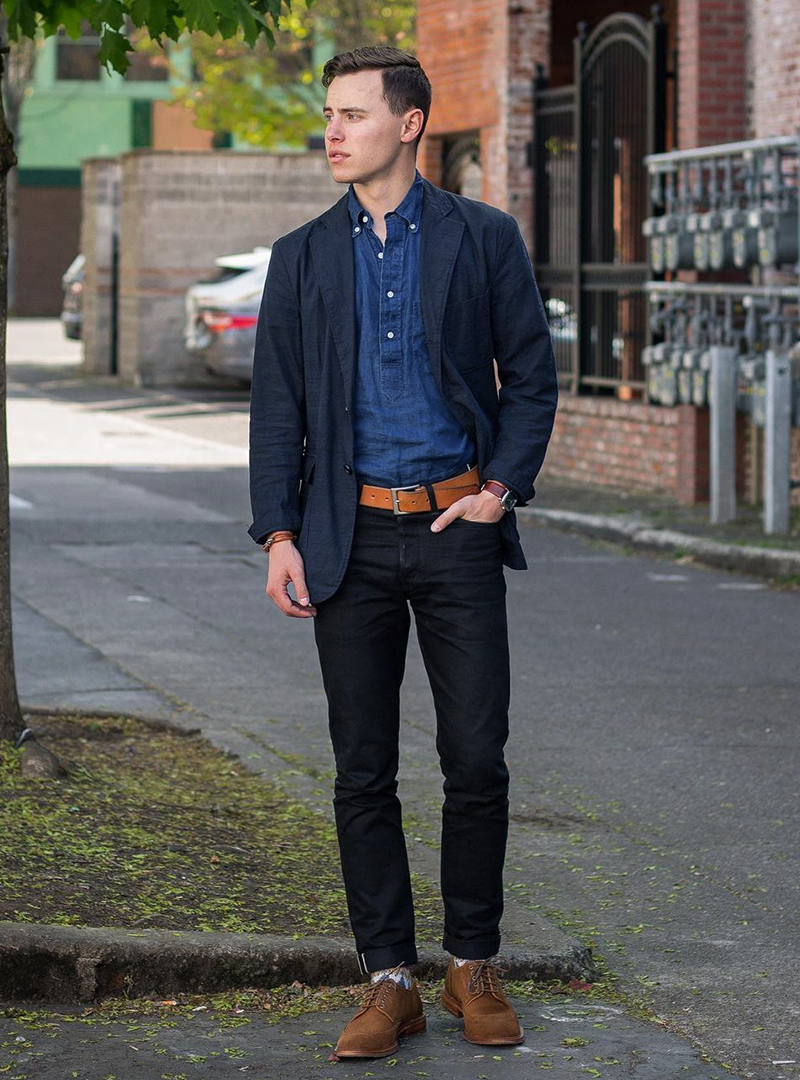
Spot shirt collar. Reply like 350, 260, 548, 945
347, 168, 423, 236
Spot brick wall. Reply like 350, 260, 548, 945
417, 0, 510, 209
678, 0, 748, 148
741, 422, 800, 508
748, 0, 800, 137
540, 396, 680, 495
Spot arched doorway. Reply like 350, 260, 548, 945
534, 8, 669, 397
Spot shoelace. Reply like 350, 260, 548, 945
465, 955, 507, 996
359, 978, 392, 1010
359, 964, 408, 1010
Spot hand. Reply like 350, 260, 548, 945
266, 542, 318, 618
430, 489, 505, 532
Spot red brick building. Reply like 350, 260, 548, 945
416, 0, 800, 504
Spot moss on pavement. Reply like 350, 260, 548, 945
0, 712, 443, 939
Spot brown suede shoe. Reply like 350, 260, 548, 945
441, 957, 524, 1045
334, 971, 426, 1059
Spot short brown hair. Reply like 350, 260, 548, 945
321, 45, 431, 151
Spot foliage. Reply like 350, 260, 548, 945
2, 0, 297, 76
172, 0, 417, 150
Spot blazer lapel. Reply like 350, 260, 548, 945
419, 178, 465, 392
310, 193, 356, 408
309, 176, 465, 406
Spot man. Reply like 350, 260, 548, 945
248, 44, 558, 1059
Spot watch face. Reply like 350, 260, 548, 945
501, 489, 517, 511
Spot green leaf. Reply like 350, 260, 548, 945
181, 0, 221, 35
97, 26, 132, 76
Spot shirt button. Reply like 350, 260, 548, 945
409, 223, 417, 230
354, 226, 361, 233
343, 463, 353, 474
387, 331, 394, 339
387, 290, 394, 297
378, 252, 383, 259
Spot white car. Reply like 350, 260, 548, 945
184, 247, 272, 383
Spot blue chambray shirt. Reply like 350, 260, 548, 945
347, 168, 476, 487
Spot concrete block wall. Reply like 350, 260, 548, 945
80, 158, 121, 378
113, 149, 340, 387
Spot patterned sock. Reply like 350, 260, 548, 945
451, 955, 472, 967
370, 963, 413, 989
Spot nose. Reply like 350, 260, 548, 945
326, 117, 344, 141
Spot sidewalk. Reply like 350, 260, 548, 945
525, 476, 800, 583
3, 331, 590, 1005
0, 985, 727, 1080
5, 331, 793, 1078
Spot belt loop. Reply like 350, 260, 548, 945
422, 481, 438, 511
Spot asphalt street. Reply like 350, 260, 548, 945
4, 322, 800, 1079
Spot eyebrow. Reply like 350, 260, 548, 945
322, 106, 369, 114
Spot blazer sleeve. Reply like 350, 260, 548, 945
482, 213, 558, 505
247, 239, 306, 545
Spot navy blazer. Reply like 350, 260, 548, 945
248, 174, 559, 605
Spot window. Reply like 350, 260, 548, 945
56, 20, 101, 81
122, 15, 169, 82
55, 16, 169, 83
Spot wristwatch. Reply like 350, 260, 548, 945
481, 480, 518, 512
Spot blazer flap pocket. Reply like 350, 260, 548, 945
302, 454, 316, 484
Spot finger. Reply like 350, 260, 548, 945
267, 578, 298, 616
290, 566, 312, 607
270, 582, 317, 618
430, 509, 456, 532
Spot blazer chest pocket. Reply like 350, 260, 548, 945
443, 283, 493, 371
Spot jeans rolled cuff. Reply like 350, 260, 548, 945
357, 941, 419, 975
442, 932, 501, 961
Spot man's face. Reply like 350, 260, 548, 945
323, 69, 418, 182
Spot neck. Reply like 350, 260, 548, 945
351, 161, 417, 224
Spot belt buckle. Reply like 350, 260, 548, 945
389, 483, 422, 515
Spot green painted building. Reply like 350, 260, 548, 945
16, 18, 328, 315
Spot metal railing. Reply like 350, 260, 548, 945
642, 132, 800, 534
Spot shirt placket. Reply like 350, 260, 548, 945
377, 214, 406, 403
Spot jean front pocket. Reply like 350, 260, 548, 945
451, 516, 500, 527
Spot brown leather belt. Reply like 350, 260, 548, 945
359, 465, 480, 515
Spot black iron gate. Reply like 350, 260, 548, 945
533, 9, 667, 395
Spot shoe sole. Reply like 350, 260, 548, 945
440, 989, 525, 1045
334, 1014, 427, 1059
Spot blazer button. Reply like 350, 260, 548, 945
343, 463, 353, 474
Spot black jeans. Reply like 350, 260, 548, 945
312, 501, 511, 974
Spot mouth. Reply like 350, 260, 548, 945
329, 153, 349, 163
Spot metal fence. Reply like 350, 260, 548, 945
533, 8, 667, 395
642, 133, 800, 533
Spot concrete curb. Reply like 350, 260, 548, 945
0, 922, 596, 1004
520, 507, 800, 581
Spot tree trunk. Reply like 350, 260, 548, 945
0, 37, 24, 744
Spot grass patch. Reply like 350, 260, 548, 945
0, 712, 443, 939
